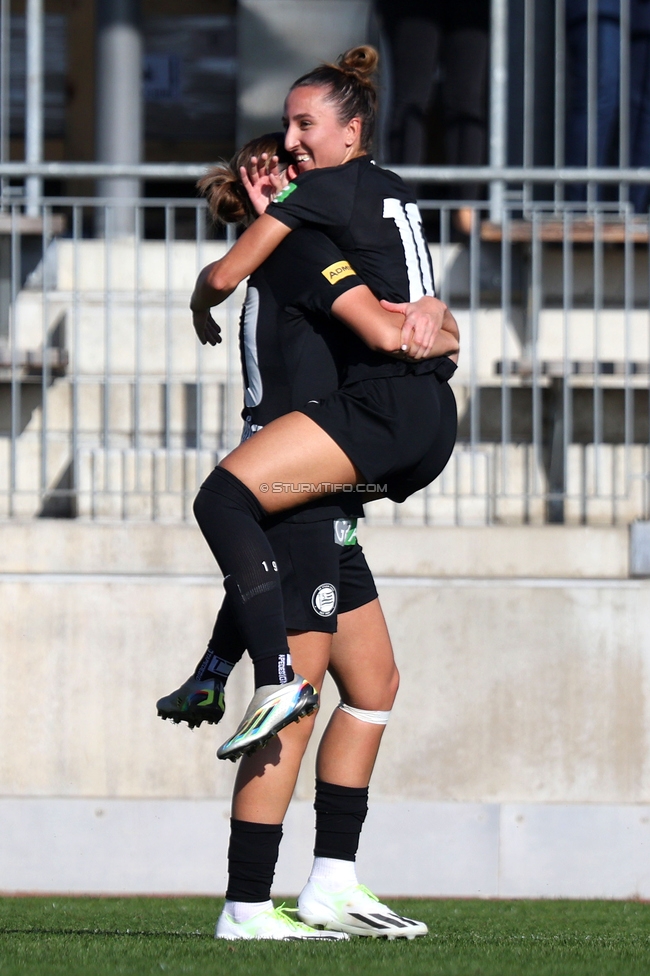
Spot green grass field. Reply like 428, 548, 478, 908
1, 896, 650, 976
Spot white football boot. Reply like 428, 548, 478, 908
217, 675, 318, 761
215, 903, 348, 941
297, 881, 428, 939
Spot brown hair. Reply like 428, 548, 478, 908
289, 45, 379, 152
196, 133, 294, 225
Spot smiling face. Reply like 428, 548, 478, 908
283, 85, 364, 174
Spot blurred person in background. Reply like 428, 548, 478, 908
376, 0, 490, 234
566, 0, 650, 212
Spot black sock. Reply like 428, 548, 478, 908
194, 647, 236, 683
314, 780, 369, 862
225, 819, 283, 902
194, 598, 245, 682
193, 468, 290, 687
253, 652, 295, 687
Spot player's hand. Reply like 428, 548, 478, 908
240, 154, 284, 216
192, 307, 222, 346
380, 295, 447, 359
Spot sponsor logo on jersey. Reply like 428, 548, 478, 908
333, 518, 358, 547
321, 261, 356, 284
311, 582, 338, 617
274, 182, 297, 203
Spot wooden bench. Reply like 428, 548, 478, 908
481, 218, 650, 245
0, 214, 66, 235
0, 345, 69, 380
496, 359, 650, 379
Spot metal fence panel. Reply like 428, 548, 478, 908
0, 191, 649, 525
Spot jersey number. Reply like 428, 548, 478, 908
382, 198, 435, 301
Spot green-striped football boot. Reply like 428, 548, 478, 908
215, 903, 348, 941
156, 676, 225, 729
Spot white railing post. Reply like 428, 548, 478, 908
25, 0, 43, 217
95, 0, 142, 236
0, 0, 10, 206
490, 0, 508, 223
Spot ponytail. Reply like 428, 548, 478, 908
197, 133, 293, 226
196, 165, 251, 225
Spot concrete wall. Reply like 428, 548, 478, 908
1, 520, 650, 896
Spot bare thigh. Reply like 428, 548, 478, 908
220, 412, 361, 513
329, 598, 399, 710
316, 599, 399, 788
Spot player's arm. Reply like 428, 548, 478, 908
190, 214, 291, 344
332, 285, 460, 362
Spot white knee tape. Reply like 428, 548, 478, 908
337, 702, 391, 725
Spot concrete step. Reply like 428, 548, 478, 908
3, 440, 640, 525
432, 239, 650, 306
1, 376, 238, 445
47, 239, 228, 294
10, 238, 650, 390
12, 290, 650, 388
0, 445, 220, 520
10, 289, 241, 377
366, 442, 650, 527
74, 447, 220, 520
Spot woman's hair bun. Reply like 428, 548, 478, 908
290, 47, 379, 151
338, 45, 379, 81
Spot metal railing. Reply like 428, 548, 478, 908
1, 0, 649, 524
1, 170, 649, 526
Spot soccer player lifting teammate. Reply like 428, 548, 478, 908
190, 45, 458, 753
158, 132, 455, 940
176, 46, 459, 940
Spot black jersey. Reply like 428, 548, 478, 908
268, 156, 434, 303
267, 154, 453, 384
239, 227, 365, 523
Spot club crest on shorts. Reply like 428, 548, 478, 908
311, 582, 338, 617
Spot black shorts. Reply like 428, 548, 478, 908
300, 372, 457, 497
265, 518, 378, 634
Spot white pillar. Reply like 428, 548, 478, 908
1, 0, 10, 201
25, 0, 44, 217
95, 0, 142, 236
489, 0, 509, 222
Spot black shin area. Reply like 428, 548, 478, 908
193, 468, 290, 677
314, 780, 369, 862
194, 599, 245, 682
225, 819, 283, 902
253, 652, 294, 687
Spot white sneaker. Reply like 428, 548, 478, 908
297, 880, 428, 939
214, 903, 348, 941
